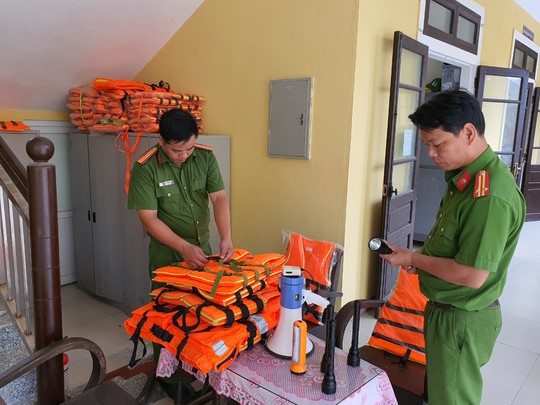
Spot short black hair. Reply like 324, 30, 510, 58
408, 90, 485, 135
159, 108, 199, 143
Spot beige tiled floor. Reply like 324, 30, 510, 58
62, 221, 540, 405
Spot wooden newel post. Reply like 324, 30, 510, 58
26, 137, 64, 404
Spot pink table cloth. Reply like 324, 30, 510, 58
179, 335, 397, 404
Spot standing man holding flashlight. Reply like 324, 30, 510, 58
380, 91, 526, 405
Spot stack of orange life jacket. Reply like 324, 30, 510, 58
124, 248, 285, 374
67, 85, 129, 132
66, 78, 205, 134
124, 90, 204, 133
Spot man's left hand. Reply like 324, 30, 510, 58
219, 238, 234, 262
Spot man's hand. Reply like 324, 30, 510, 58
180, 244, 209, 268
379, 242, 415, 270
219, 238, 234, 262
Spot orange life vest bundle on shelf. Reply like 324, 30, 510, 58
0, 121, 30, 132
66, 78, 205, 134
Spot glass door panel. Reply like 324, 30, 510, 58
482, 75, 522, 100
392, 161, 415, 194
400, 49, 424, 87
394, 89, 420, 160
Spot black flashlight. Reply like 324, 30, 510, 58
368, 237, 393, 254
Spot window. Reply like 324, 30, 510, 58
512, 40, 537, 80
423, 0, 481, 54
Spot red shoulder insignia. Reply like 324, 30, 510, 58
195, 143, 213, 152
473, 170, 490, 198
137, 147, 158, 165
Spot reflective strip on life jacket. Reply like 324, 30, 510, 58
368, 268, 428, 365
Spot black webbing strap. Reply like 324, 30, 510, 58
377, 317, 423, 334
237, 320, 258, 349
150, 324, 174, 343
232, 301, 250, 320
371, 332, 426, 354
303, 302, 323, 323
385, 301, 425, 316
128, 311, 149, 368
173, 306, 200, 332
244, 295, 264, 314
216, 347, 238, 370
212, 303, 235, 327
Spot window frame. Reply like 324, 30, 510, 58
423, 0, 481, 55
512, 40, 538, 80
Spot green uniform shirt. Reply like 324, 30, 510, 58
420, 146, 526, 311
127, 143, 225, 270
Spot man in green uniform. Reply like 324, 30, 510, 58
127, 108, 233, 399
380, 91, 526, 405
128, 108, 233, 277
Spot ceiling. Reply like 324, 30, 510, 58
0, 0, 204, 112
0, 0, 538, 113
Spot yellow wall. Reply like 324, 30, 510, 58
343, 0, 420, 300
0, 109, 68, 121
135, 0, 359, 258
478, 0, 540, 67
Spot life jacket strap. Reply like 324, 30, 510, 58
128, 312, 149, 368
237, 320, 258, 349
244, 295, 264, 314
151, 324, 174, 343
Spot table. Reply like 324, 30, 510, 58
181, 334, 397, 404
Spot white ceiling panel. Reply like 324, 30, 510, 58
0, 0, 203, 111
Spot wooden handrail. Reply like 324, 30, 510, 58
0, 135, 28, 202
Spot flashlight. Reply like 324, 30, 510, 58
368, 237, 393, 254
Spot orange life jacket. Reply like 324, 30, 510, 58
93, 77, 154, 92
124, 292, 280, 374
284, 233, 337, 324
0, 121, 30, 132
368, 268, 428, 365
151, 283, 280, 327
153, 250, 286, 300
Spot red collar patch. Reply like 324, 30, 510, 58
456, 171, 472, 191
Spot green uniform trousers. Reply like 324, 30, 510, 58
424, 301, 502, 405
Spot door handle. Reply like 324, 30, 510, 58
512, 160, 524, 180
383, 185, 398, 197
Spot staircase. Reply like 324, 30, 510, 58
0, 135, 171, 404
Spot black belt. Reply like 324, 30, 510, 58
430, 299, 500, 310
